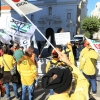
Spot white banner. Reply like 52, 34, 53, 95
55, 32, 70, 45
32, 35, 38, 49
6, 17, 35, 39
0, 29, 11, 44
85, 37, 100, 55
2, 0, 42, 16
44, 37, 51, 48
20, 38, 30, 51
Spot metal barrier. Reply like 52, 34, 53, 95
37, 58, 51, 76
37, 58, 100, 80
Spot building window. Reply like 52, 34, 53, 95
48, 7, 52, 15
67, 13, 71, 19
31, 14, 34, 21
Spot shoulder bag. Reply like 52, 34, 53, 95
2, 57, 16, 75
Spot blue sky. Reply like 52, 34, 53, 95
87, 0, 100, 16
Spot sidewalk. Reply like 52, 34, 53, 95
1, 48, 100, 100
1, 82, 100, 100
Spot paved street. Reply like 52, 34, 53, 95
1, 48, 100, 100
1, 81, 100, 100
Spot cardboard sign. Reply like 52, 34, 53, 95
55, 32, 70, 45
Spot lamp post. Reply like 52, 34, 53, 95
70, 20, 73, 39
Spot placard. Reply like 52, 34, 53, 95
55, 32, 70, 45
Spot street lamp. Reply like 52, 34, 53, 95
70, 20, 73, 39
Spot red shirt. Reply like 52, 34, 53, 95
0, 49, 3, 56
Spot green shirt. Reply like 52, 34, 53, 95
13, 49, 24, 62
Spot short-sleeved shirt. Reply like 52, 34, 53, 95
13, 49, 24, 62
0, 57, 2, 66
2, 54, 16, 71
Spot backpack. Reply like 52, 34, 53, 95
48, 60, 67, 71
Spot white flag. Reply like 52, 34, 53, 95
44, 37, 51, 48
85, 37, 100, 56
2, 0, 42, 16
6, 17, 35, 38
20, 38, 30, 51
2, 0, 55, 50
31, 34, 38, 49
0, 29, 11, 44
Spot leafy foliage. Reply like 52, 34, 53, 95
82, 16, 100, 38
84, 31, 91, 38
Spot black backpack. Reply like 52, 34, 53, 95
48, 60, 67, 71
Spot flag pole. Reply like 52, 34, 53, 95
39, 41, 49, 57
3, 0, 59, 53
17, 8, 58, 53
23, 16, 60, 54
23, 15, 55, 49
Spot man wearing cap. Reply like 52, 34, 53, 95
42, 51, 89, 100
79, 43, 98, 95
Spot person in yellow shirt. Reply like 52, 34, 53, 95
46, 47, 65, 73
29, 46, 40, 88
42, 51, 89, 100
79, 40, 89, 61
62, 42, 75, 65
17, 48, 37, 100
1, 46, 18, 100
46, 47, 66, 95
79, 43, 98, 95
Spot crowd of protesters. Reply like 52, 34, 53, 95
0, 37, 99, 100
43, 39, 98, 100
0, 42, 39, 100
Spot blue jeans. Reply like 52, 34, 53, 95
4, 82, 18, 99
50, 89, 54, 95
83, 73, 97, 93
22, 84, 34, 100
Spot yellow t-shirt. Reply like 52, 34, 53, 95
79, 49, 98, 75
17, 59, 37, 86
62, 49, 75, 65
0, 57, 2, 67
2, 54, 16, 71
79, 47, 89, 61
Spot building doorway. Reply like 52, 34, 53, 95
45, 28, 54, 52
45, 28, 54, 44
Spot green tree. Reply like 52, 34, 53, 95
81, 16, 100, 39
